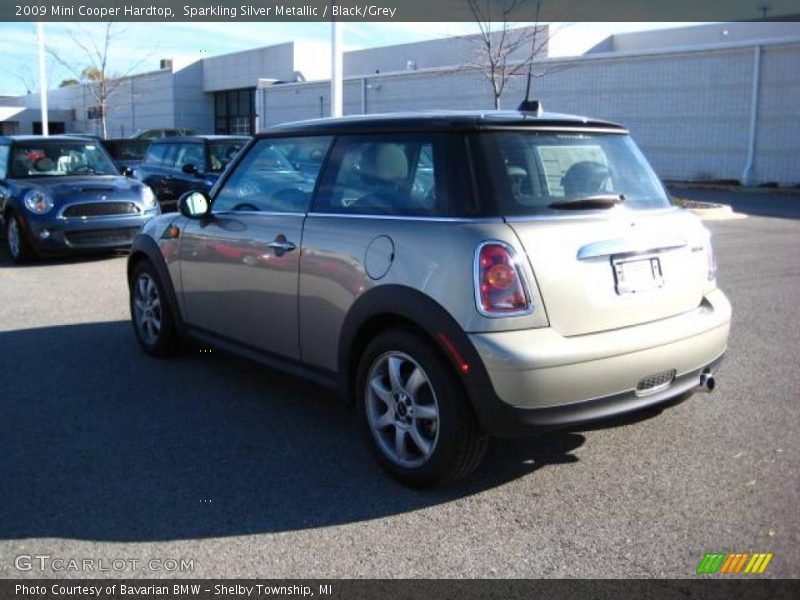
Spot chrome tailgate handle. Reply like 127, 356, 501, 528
577, 234, 687, 260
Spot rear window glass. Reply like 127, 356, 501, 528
481, 132, 670, 215
144, 143, 174, 166
103, 140, 149, 161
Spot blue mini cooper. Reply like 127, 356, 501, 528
0, 135, 160, 263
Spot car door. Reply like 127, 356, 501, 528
178, 135, 332, 359
138, 142, 177, 205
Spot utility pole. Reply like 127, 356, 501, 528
330, 14, 343, 117
36, 22, 49, 136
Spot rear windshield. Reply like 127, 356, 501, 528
480, 131, 670, 216
10, 142, 118, 178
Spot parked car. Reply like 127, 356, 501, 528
127, 111, 731, 487
102, 138, 151, 170
131, 128, 197, 140
62, 133, 104, 142
134, 136, 248, 210
0, 135, 159, 263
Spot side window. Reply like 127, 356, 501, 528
0, 145, 9, 179
144, 143, 170, 166
212, 136, 332, 214
175, 143, 205, 170
314, 134, 442, 216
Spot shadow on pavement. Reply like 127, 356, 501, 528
0, 321, 585, 542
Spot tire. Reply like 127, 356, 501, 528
129, 259, 180, 356
5, 212, 38, 264
356, 328, 488, 487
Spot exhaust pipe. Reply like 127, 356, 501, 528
696, 369, 716, 393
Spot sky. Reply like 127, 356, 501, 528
0, 21, 704, 95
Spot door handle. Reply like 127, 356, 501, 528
266, 237, 296, 255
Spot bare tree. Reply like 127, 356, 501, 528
46, 23, 149, 138
465, 0, 567, 109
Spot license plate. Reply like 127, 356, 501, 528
612, 256, 664, 294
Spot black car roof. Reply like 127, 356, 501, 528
259, 110, 628, 137
0, 135, 107, 144
149, 135, 250, 144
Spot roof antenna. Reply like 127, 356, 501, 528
518, 1, 542, 115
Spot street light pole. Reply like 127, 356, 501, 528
36, 22, 49, 136
331, 16, 343, 117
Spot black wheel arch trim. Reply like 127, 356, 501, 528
337, 284, 500, 428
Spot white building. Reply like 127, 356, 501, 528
1, 22, 798, 185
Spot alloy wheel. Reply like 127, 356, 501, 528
365, 351, 440, 468
7, 218, 20, 259
133, 273, 162, 345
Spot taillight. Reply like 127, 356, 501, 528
474, 241, 532, 316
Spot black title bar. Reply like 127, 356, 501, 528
4, 0, 800, 22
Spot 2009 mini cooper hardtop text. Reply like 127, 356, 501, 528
128, 111, 730, 487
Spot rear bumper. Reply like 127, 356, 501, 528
467, 288, 731, 436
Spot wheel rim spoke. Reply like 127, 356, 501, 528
370, 377, 392, 406
414, 403, 438, 421
405, 366, 426, 397
394, 428, 409, 460
375, 410, 394, 429
387, 356, 403, 392
137, 277, 148, 302
409, 425, 432, 456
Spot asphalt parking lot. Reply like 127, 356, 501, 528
1, 189, 798, 579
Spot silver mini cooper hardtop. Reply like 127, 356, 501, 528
128, 111, 730, 487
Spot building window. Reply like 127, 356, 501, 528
214, 88, 255, 135
33, 122, 66, 135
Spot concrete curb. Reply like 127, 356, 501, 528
667, 182, 800, 196
684, 203, 748, 221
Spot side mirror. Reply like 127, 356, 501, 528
181, 163, 199, 175
178, 191, 210, 219
121, 166, 133, 177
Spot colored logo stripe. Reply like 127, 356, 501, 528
696, 552, 773, 574
720, 553, 749, 573
744, 553, 773, 574
697, 553, 726, 574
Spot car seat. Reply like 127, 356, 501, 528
353, 144, 409, 213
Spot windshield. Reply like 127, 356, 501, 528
208, 141, 246, 172
481, 132, 670, 215
10, 142, 119, 178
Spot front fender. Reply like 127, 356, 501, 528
128, 233, 184, 330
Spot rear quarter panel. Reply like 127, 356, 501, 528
298, 215, 548, 372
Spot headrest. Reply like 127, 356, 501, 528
359, 144, 408, 183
